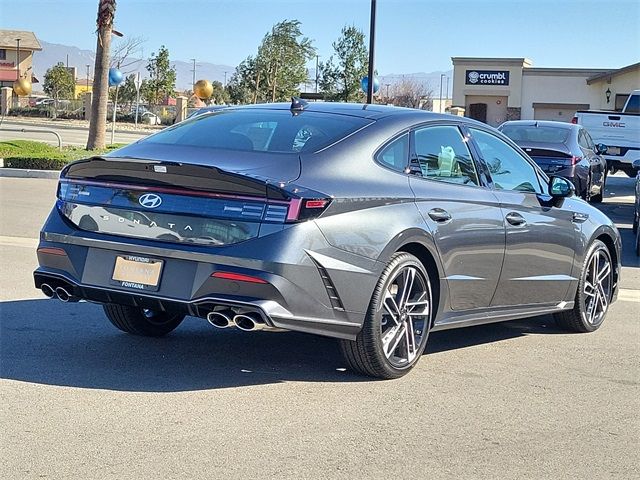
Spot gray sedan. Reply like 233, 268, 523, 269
34, 102, 621, 379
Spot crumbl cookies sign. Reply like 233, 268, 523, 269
465, 70, 510, 85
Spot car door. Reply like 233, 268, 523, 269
580, 129, 606, 188
468, 127, 579, 307
408, 124, 505, 311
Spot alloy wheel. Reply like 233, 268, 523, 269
379, 265, 431, 368
581, 247, 612, 327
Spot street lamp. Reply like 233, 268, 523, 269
439, 74, 446, 113
86, 64, 90, 91
191, 58, 197, 88
605, 88, 611, 104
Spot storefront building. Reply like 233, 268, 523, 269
0, 29, 41, 92
451, 57, 640, 126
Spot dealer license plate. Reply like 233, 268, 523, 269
111, 255, 163, 291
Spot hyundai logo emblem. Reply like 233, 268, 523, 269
139, 193, 162, 209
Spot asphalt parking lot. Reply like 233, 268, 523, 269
1, 174, 638, 479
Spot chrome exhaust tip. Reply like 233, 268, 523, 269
55, 286, 76, 303
233, 313, 265, 332
41, 283, 56, 299
207, 310, 236, 329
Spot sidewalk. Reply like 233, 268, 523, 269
0, 116, 164, 134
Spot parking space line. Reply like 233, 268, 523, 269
0, 235, 39, 249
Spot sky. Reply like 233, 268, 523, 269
3, 0, 640, 74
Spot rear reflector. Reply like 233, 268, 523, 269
286, 198, 332, 222
37, 247, 67, 256
571, 117, 578, 124
211, 271, 268, 284
305, 199, 329, 209
571, 156, 582, 165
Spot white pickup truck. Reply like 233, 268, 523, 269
573, 89, 640, 177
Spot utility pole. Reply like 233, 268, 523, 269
439, 73, 445, 113
366, 0, 377, 104
315, 55, 320, 93
224, 71, 228, 86
190, 58, 196, 87
86, 64, 90, 91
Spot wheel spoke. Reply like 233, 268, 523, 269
399, 268, 416, 310
583, 280, 596, 298
382, 324, 406, 359
596, 261, 611, 284
382, 290, 401, 325
406, 318, 417, 362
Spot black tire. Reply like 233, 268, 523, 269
633, 211, 638, 235
635, 224, 640, 256
103, 304, 185, 337
339, 252, 433, 379
554, 240, 613, 333
590, 172, 604, 204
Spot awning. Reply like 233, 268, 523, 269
0, 70, 39, 83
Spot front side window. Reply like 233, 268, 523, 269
411, 125, 479, 186
470, 128, 543, 193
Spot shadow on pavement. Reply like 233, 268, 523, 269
0, 299, 562, 392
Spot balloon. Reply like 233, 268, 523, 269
13, 78, 32, 96
360, 76, 380, 94
108, 68, 123, 86
193, 79, 213, 100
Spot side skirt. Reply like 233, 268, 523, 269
431, 302, 574, 332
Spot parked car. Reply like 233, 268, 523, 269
140, 111, 161, 125
34, 101, 621, 379
499, 120, 608, 202
34, 98, 55, 107
633, 159, 640, 255
573, 89, 640, 177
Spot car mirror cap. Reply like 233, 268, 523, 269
549, 176, 575, 198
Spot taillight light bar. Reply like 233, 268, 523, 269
286, 198, 332, 222
571, 156, 582, 165
211, 271, 268, 284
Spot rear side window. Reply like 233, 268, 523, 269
143, 110, 372, 153
411, 125, 479, 186
624, 94, 640, 114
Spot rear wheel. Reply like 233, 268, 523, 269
554, 240, 613, 333
103, 304, 185, 337
339, 252, 432, 379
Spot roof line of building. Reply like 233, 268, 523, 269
586, 62, 640, 84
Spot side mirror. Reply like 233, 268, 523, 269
596, 143, 608, 155
632, 159, 640, 171
549, 176, 575, 198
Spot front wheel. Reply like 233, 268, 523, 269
554, 240, 613, 332
103, 304, 185, 337
339, 252, 433, 379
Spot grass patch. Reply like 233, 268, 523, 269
0, 140, 126, 170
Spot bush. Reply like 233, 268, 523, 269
8, 106, 50, 118
1, 140, 127, 170
4, 157, 69, 170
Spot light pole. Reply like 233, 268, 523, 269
439, 73, 446, 113
385, 83, 390, 99
366, 0, 377, 104
190, 58, 196, 88
86, 64, 90, 91
134, 71, 142, 128
224, 71, 228, 87
315, 55, 320, 93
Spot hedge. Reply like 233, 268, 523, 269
1, 140, 126, 170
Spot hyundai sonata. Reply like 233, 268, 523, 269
34, 100, 621, 379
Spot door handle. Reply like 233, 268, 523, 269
505, 212, 526, 226
428, 208, 452, 223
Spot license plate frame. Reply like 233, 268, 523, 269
607, 146, 620, 155
111, 255, 164, 292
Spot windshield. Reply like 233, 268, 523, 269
143, 109, 372, 153
501, 125, 570, 144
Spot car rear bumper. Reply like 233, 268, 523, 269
34, 207, 382, 340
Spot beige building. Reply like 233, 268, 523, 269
0, 29, 41, 90
452, 57, 640, 126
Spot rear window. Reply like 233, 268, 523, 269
143, 109, 372, 153
501, 125, 570, 144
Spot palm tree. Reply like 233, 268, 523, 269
87, 0, 116, 150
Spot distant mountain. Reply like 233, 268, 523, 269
32, 41, 453, 96
33, 41, 235, 90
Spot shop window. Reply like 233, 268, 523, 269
0, 49, 6, 61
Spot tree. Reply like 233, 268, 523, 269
87, 0, 116, 150
389, 78, 433, 110
43, 63, 74, 119
319, 26, 368, 102
110, 36, 146, 72
209, 81, 229, 105
227, 20, 315, 104
111, 73, 137, 109
141, 45, 176, 106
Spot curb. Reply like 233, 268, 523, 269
1, 119, 161, 135
0, 167, 60, 179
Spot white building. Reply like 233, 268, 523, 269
451, 57, 640, 126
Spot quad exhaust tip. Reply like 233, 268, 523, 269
41, 283, 56, 299
233, 313, 265, 332
207, 309, 236, 329
55, 286, 76, 303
